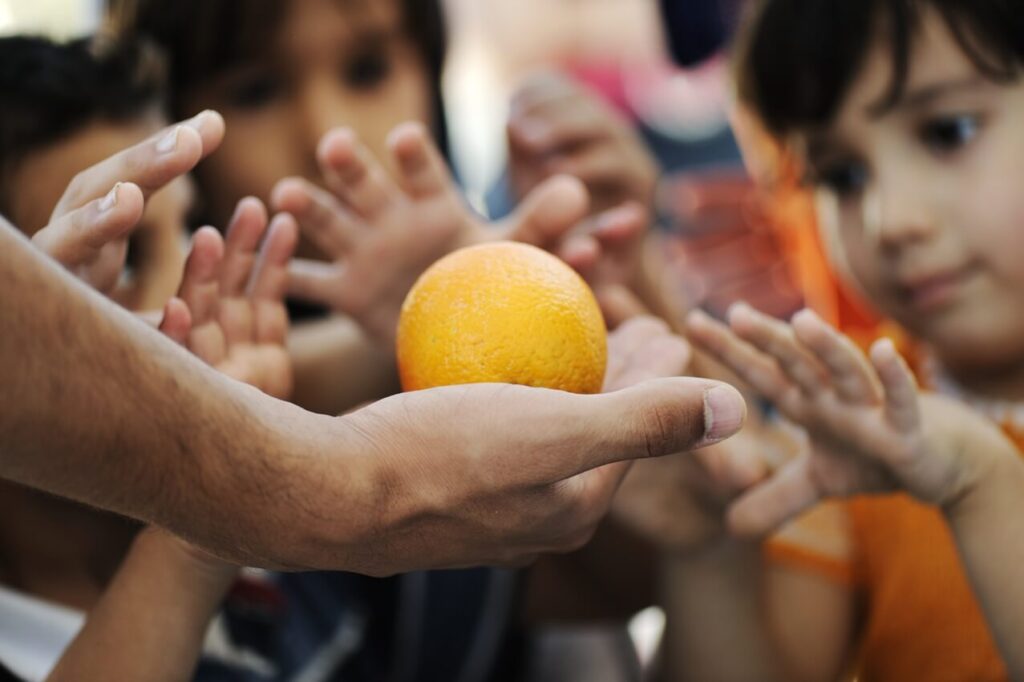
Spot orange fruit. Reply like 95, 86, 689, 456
397, 242, 607, 393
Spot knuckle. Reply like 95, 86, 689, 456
638, 400, 680, 458
63, 172, 89, 205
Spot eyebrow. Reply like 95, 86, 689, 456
867, 75, 988, 118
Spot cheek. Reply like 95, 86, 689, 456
837, 230, 887, 304
962, 178, 1024, 286
957, 109, 1024, 284
349, 81, 433, 165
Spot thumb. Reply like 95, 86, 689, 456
500, 174, 589, 247
33, 183, 144, 267
547, 378, 746, 481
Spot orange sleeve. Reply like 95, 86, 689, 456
762, 500, 859, 587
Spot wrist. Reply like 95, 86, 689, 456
245, 400, 388, 573
132, 528, 238, 604
943, 437, 1024, 522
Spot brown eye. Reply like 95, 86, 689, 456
225, 72, 283, 109
343, 48, 391, 90
920, 114, 980, 154
813, 161, 869, 200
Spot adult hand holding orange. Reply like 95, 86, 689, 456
303, 241, 752, 573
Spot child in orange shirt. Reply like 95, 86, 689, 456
657, 1, 1024, 680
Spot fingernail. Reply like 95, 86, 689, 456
726, 301, 752, 323
702, 385, 746, 445
687, 308, 711, 326
185, 110, 212, 130
516, 120, 548, 147
157, 126, 181, 153
791, 308, 815, 324
99, 183, 120, 212
595, 204, 642, 233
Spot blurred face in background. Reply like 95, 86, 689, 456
179, 0, 432, 254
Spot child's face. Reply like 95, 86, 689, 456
183, 0, 431, 242
805, 9, 1024, 374
10, 119, 191, 312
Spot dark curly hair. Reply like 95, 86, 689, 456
0, 35, 165, 214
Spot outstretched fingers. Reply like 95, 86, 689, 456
33, 182, 144, 273
388, 121, 457, 199
220, 198, 269, 296
317, 128, 403, 220
272, 177, 360, 258
686, 308, 796, 408
870, 338, 921, 433
727, 303, 828, 397
501, 174, 589, 247
249, 213, 299, 347
51, 111, 224, 215
792, 309, 882, 404
157, 296, 192, 347
176, 227, 227, 365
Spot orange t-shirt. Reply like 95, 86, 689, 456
769, 439, 1021, 682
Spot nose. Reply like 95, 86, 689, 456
298, 75, 349, 168
865, 168, 939, 248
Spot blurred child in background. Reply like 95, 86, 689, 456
654, 1, 1024, 679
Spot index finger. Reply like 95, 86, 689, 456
51, 111, 225, 217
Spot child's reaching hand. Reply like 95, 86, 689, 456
506, 72, 680, 327
507, 70, 659, 215
172, 198, 297, 400
31, 112, 225, 296
271, 123, 631, 346
686, 303, 1020, 536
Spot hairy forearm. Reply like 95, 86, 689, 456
46, 529, 237, 682
0, 222, 361, 567
945, 445, 1024, 678
289, 316, 400, 415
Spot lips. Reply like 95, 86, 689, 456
897, 265, 978, 311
